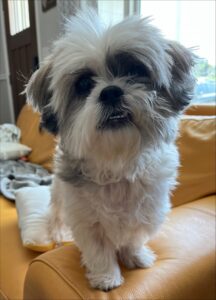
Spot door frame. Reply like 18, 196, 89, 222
0, 0, 14, 123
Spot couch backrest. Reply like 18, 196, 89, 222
17, 104, 216, 206
16, 105, 56, 171
172, 113, 216, 206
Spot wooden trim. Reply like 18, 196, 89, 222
29, 0, 38, 58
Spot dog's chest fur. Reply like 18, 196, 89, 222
59, 144, 178, 247
62, 175, 169, 247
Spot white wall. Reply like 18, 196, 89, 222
34, 0, 61, 62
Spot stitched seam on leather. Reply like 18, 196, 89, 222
181, 115, 216, 120
172, 194, 216, 208
0, 289, 9, 300
29, 259, 85, 300
182, 206, 215, 217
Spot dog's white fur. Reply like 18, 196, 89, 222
25, 9, 195, 291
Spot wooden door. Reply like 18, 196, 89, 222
3, 0, 38, 119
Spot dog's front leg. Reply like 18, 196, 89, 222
119, 232, 156, 270
74, 225, 123, 291
49, 177, 73, 244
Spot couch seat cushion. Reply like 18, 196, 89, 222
24, 195, 216, 300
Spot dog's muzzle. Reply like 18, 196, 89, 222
97, 85, 133, 130
99, 85, 123, 106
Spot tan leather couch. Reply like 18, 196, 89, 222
0, 105, 215, 300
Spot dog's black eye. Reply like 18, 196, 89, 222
107, 51, 151, 80
75, 72, 95, 96
125, 63, 150, 78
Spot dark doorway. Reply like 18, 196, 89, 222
3, 0, 38, 119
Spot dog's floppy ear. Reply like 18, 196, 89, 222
165, 41, 196, 112
26, 60, 52, 111
25, 59, 59, 135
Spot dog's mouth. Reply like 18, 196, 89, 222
97, 109, 133, 130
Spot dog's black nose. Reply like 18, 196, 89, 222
99, 86, 123, 105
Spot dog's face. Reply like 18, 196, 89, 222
26, 10, 195, 166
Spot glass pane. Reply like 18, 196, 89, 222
98, 0, 124, 25
8, 0, 30, 36
141, 0, 216, 104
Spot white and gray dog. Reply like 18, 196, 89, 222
26, 9, 195, 291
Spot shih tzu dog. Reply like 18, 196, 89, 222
25, 9, 195, 291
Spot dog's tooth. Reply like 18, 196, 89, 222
109, 114, 125, 120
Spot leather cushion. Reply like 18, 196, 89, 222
24, 195, 216, 300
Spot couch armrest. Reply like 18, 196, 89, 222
24, 196, 216, 300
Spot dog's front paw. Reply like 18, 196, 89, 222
86, 269, 124, 291
50, 222, 73, 245
120, 246, 156, 270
